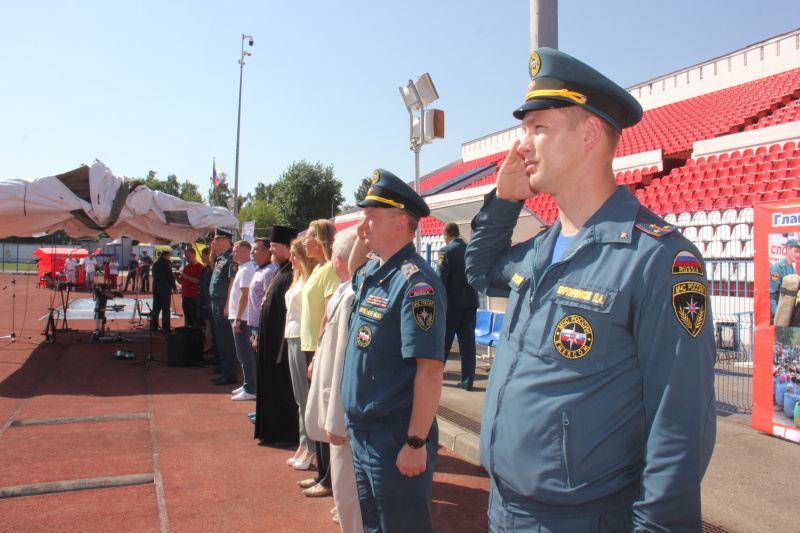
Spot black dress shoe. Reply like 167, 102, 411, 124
213, 377, 237, 386
457, 382, 464, 389
463, 384, 474, 391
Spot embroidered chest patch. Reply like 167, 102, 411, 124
411, 299, 436, 331
553, 314, 594, 359
357, 325, 372, 347
672, 281, 707, 337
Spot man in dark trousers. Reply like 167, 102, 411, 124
209, 229, 238, 386
140, 250, 153, 292
124, 253, 139, 292
437, 222, 480, 390
253, 224, 299, 447
150, 250, 177, 332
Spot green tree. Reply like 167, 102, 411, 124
254, 181, 276, 203
353, 175, 373, 203
238, 199, 279, 237
179, 181, 203, 203
208, 176, 232, 207
163, 174, 180, 197
272, 160, 344, 229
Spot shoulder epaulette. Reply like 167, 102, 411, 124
634, 206, 676, 238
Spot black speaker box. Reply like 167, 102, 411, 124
168, 327, 204, 367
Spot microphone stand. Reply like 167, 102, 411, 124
1, 270, 32, 344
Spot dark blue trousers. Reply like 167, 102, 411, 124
210, 299, 237, 381
444, 306, 477, 387
349, 419, 438, 533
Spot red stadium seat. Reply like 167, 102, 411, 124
764, 191, 779, 202
755, 146, 768, 156
750, 181, 767, 194
769, 143, 782, 154
783, 177, 800, 191
767, 179, 784, 192
742, 148, 754, 158
784, 141, 797, 152
781, 190, 799, 200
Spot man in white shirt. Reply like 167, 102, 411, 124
228, 240, 258, 401
63, 253, 78, 286
82, 252, 97, 291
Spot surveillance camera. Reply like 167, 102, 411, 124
248, 39, 254, 46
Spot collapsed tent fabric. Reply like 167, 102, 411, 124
0, 161, 237, 244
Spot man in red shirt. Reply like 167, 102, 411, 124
179, 248, 204, 328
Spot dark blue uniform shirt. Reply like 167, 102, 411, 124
210, 248, 234, 300
342, 243, 446, 430
466, 186, 716, 531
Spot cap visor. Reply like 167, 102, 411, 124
512, 99, 574, 120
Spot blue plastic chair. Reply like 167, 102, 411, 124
475, 310, 493, 339
488, 313, 505, 347
475, 312, 496, 347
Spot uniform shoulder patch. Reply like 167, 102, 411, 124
400, 260, 420, 279
672, 251, 704, 276
408, 282, 435, 298
411, 299, 436, 331
634, 207, 675, 238
437, 255, 444, 266
672, 281, 707, 337
772, 271, 780, 282
231, 261, 239, 273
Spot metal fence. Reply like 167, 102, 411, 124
708, 259, 754, 417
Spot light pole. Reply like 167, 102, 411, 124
234, 34, 254, 229
399, 73, 443, 253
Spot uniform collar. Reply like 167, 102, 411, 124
367, 242, 417, 284
563, 185, 639, 245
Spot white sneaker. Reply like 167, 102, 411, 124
232, 386, 244, 394
232, 391, 256, 401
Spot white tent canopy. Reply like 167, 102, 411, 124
425, 184, 546, 244
0, 160, 237, 244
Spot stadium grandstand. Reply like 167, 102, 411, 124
334, 28, 800, 418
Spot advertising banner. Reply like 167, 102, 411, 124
753, 199, 800, 443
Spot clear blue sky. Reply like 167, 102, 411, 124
1, 1, 797, 206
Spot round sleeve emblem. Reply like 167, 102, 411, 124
357, 325, 372, 347
553, 314, 594, 359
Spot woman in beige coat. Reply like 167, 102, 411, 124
305, 228, 363, 531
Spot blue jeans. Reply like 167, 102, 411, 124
210, 299, 237, 381
349, 419, 438, 533
231, 319, 257, 394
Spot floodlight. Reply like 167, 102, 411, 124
400, 73, 439, 111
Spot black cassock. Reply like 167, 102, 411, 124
253, 260, 298, 445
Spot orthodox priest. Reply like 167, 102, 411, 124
254, 224, 300, 446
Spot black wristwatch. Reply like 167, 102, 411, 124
407, 435, 429, 449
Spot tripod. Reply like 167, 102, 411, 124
1, 271, 32, 344
131, 304, 167, 370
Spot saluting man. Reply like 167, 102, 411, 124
341, 169, 445, 533
465, 48, 716, 531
